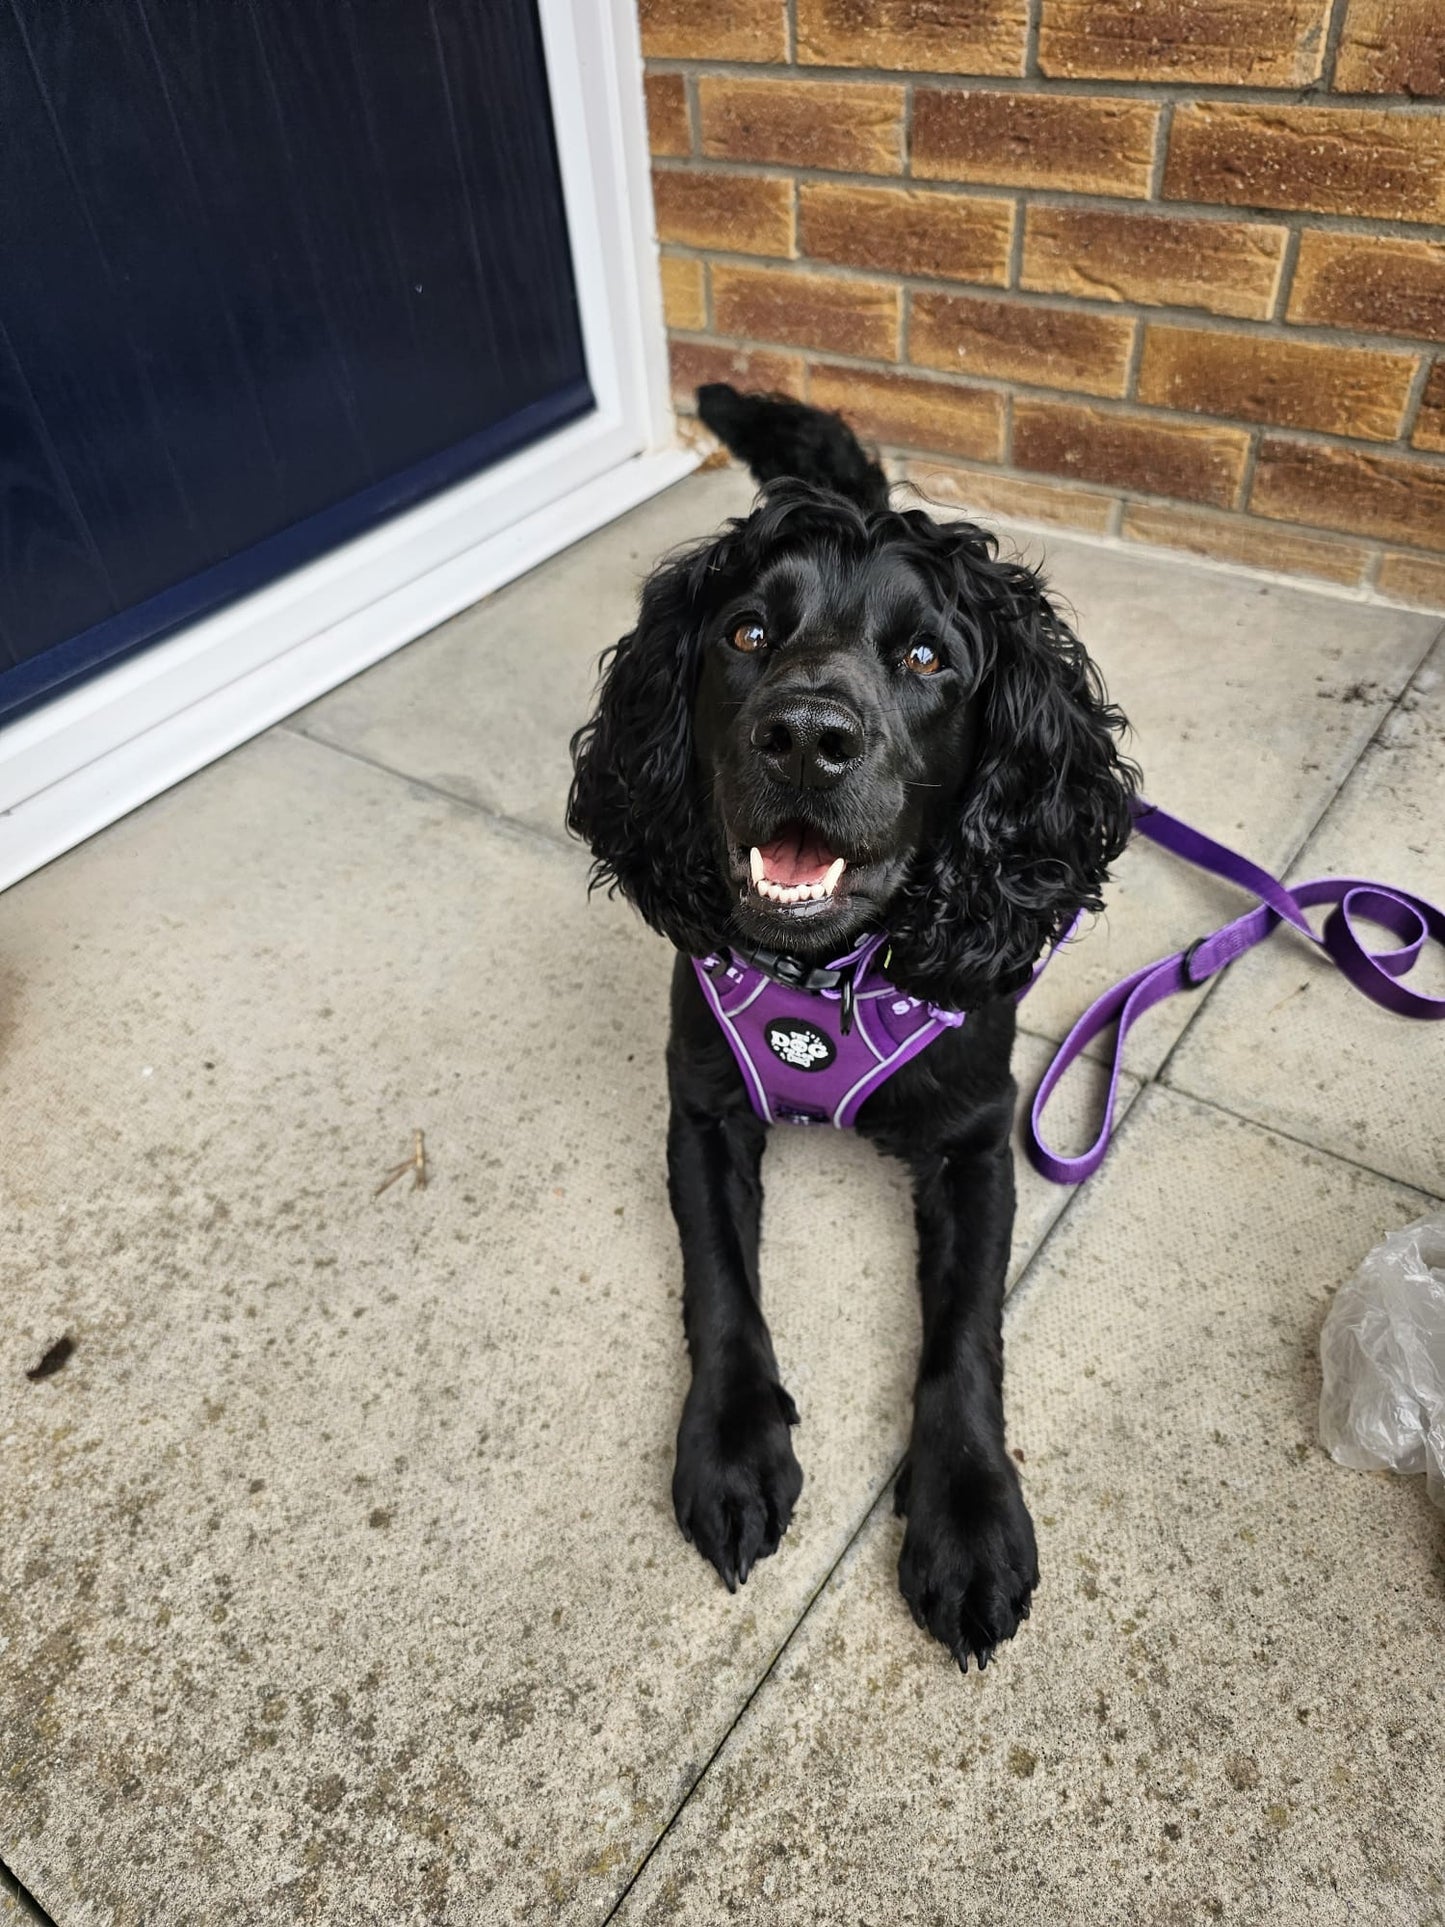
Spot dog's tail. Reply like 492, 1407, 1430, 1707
696, 383, 890, 515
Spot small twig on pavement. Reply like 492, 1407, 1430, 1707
1266, 981, 1311, 1018
375, 1130, 428, 1197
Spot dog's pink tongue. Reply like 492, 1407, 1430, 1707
758, 827, 836, 887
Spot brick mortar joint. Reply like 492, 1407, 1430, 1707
1024, 0, 1042, 82
1236, 427, 1265, 513
1271, 227, 1304, 323
646, 151, 1445, 246
1400, 354, 1438, 441
1320, 0, 1356, 93
1148, 100, 1175, 201
1123, 314, 1146, 402
645, 57, 1445, 115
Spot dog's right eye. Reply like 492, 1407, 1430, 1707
731, 620, 767, 654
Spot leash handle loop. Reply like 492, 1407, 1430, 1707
1025, 800, 1445, 1186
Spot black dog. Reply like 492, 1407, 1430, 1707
568, 387, 1136, 1669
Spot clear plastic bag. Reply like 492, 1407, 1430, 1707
1319, 1207, 1445, 1511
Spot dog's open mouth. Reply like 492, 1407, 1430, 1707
746, 823, 847, 908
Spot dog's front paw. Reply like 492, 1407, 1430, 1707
673, 1371, 803, 1592
895, 1449, 1037, 1670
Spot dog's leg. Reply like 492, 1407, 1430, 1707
895, 1112, 1038, 1668
666, 1093, 802, 1592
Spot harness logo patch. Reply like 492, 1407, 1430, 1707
764, 1018, 836, 1073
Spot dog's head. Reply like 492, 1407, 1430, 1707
568, 481, 1137, 1010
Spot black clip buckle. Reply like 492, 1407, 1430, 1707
839, 971, 856, 1035
1181, 936, 1211, 987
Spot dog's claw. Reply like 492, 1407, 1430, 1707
673, 1372, 804, 1597
897, 1453, 1038, 1667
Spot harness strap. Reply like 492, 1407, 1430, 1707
1026, 799, 1445, 1185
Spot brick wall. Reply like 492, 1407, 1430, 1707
641, 0, 1445, 607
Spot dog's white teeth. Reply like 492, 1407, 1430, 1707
752, 855, 847, 906
761, 879, 813, 905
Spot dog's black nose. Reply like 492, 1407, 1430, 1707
750, 696, 864, 789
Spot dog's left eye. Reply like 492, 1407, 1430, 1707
731, 620, 768, 654
904, 641, 943, 676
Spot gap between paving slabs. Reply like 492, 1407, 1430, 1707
0, 1859, 54, 1927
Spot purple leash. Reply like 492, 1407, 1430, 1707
1026, 798, 1445, 1185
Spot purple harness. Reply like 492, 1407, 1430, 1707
693, 932, 966, 1129
693, 797, 1445, 1168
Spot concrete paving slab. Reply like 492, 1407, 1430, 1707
1166, 636, 1445, 1197
614, 1087, 1445, 1927
0, 729, 1127, 1926
291, 467, 757, 840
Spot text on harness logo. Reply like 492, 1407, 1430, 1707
764, 1018, 836, 1073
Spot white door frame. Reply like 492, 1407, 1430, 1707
0, 0, 691, 894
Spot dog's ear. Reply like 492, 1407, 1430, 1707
888, 525, 1138, 1011
567, 536, 734, 954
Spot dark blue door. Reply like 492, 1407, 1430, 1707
0, 0, 591, 725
